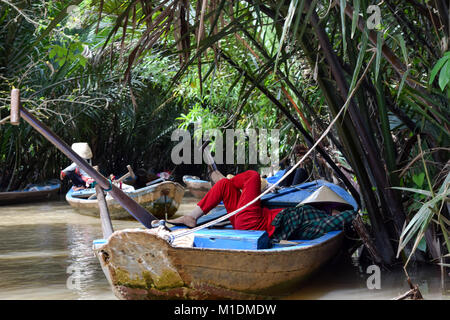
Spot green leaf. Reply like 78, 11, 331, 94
392, 186, 432, 197
429, 54, 449, 85
398, 200, 435, 255
437, 171, 450, 195
349, 28, 368, 92
298, 0, 318, 41
396, 68, 410, 100
417, 236, 427, 252
397, 34, 408, 65
291, 0, 305, 39
274, 0, 298, 72
412, 172, 425, 188
438, 60, 450, 91
351, 0, 360, 39
375, 31, 382, 80
340, 0, 347, 56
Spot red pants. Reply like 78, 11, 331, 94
197, 170, 282, 236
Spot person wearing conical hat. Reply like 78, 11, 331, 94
270, 185, 357, 241
60, 143, 94, 191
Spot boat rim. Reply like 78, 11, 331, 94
93, 229, 343, 253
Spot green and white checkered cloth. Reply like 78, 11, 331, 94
271, 204, 356, 241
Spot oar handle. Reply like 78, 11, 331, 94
10, 89, 20, 125
126, 165, 136, 179
201, 140, 217, 171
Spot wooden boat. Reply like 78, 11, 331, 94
93, 180, 358, 299
182, 175, 211, 199
67, 180, 185, 220
0, 181, 60, 205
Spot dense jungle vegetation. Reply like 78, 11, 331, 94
0, 0, 449, 268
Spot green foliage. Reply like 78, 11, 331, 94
429, 51, 450, 91
48, 42, 87, 69
394, 171, 450, 265
412, 172, 425, 189
0, 0, 182, 190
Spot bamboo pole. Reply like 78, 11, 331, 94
93, 165, 114, 238
95, 184, 114, 238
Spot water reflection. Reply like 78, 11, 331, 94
0, 197, 448, 300
0, 200, 140, 300
285, 255, 449, 300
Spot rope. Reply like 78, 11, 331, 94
168, 52, 376, 244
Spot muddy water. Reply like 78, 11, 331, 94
0, 196, 448, 300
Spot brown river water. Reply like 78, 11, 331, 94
0, 195, 448, 300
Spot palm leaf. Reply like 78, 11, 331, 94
429, 52, 450, 85
291, 0, 305, 39
274, 0, 298, 72
396, 68, 410, 100
351, 0, 359, 39
298, 0, 318, 41
348, 27, 368, 92
375, 30, 382, 80
391, 186, 433, 198
340, 0, 347, 56
397, 172, 450, 258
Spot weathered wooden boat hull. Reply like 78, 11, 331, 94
0, 183, 60, 205
182, 176, 211, 199
93, 179, 356, 299
93, 229, 343, 299
67, 181, 185, 219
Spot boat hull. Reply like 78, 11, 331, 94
94, 229, 343, 299
0, 183, 60, 205
183, 176, 211, 199
67, 181, 185, 220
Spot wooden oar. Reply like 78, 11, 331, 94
201, 140, 217, 170
126, 165, 136, 180
10, 89, 156, 228
112, 165, 136, 184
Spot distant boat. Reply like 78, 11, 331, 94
182, 175, 211, 199
182, 170, 288, 199
93, 180, 358, 299
0, 181, 60, 205
66, 180, 185, 220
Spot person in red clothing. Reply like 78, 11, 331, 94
167, 169, 283, 237
164, 142, 356, 240
60, 142, 94, 191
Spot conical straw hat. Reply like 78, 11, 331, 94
71, 142, 93, 160
300, 185, 351, 209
